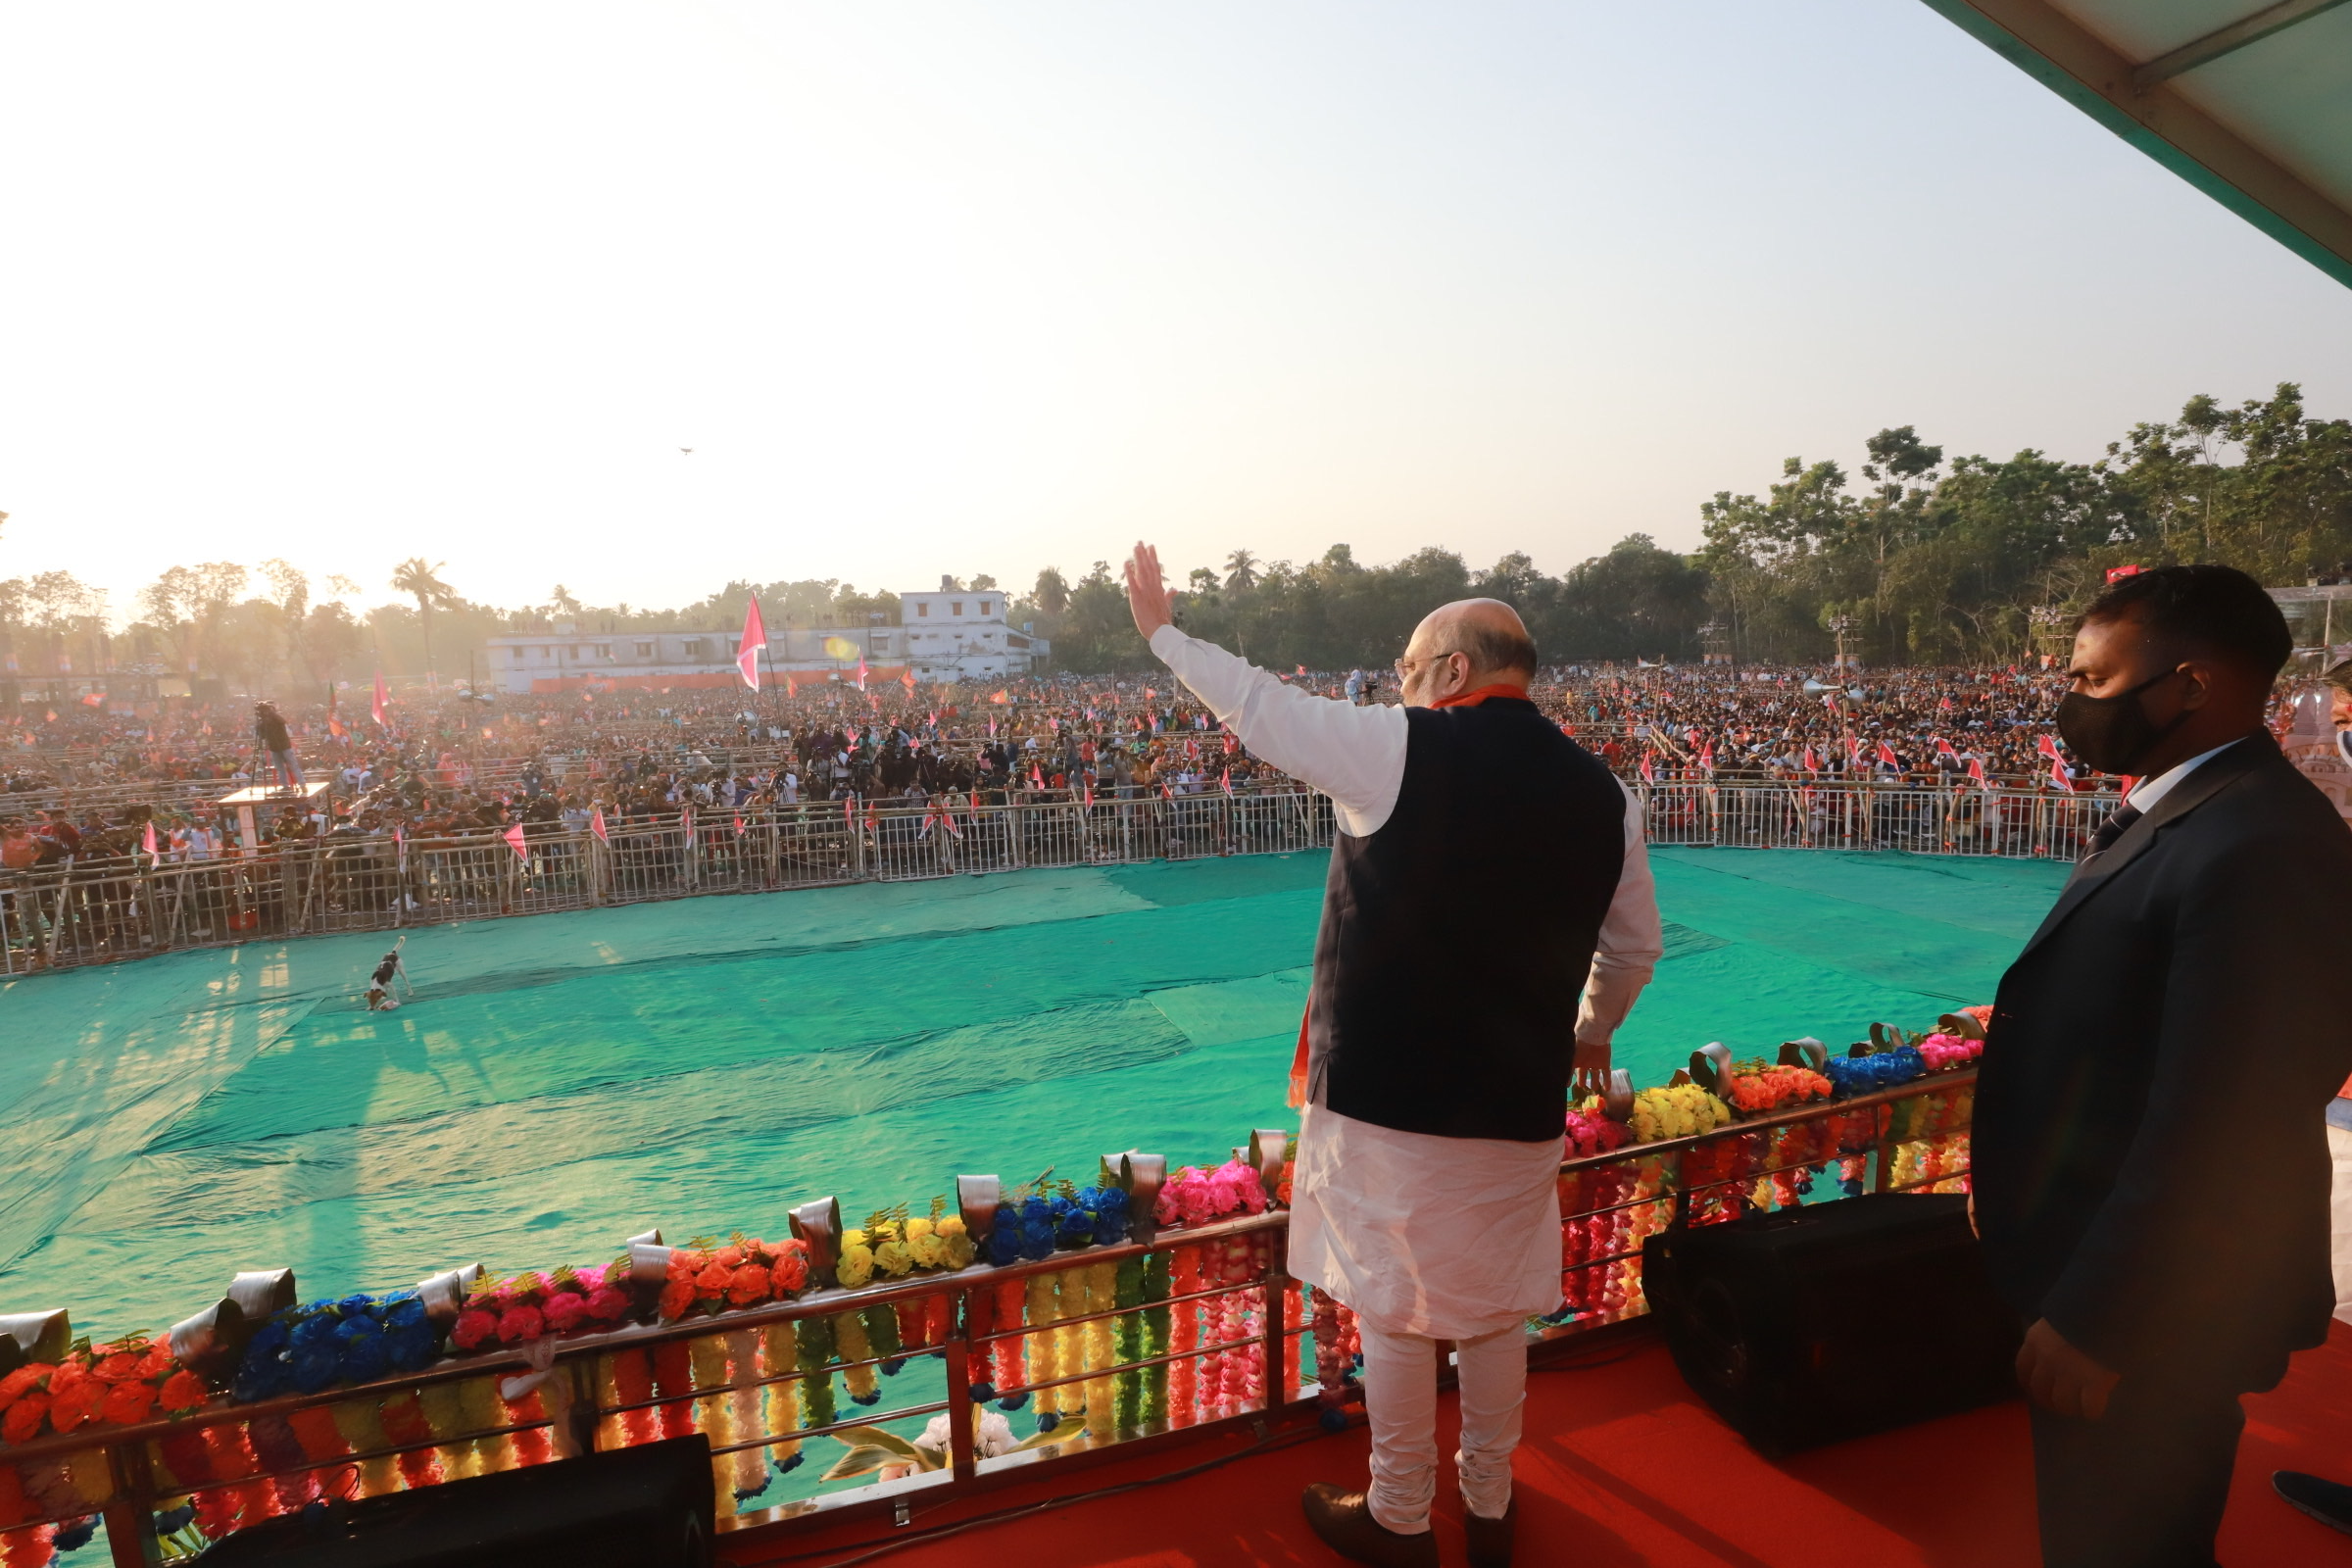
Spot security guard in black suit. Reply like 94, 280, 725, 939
1976, 564, 2352, 1568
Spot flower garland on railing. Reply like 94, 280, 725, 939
1625, 1085, 1733, 1144
1720, 1062, 1835, 1115
654, 1239, 811, 1324
232, 1295, 439, 1402
1152, 1160, 1267, 1230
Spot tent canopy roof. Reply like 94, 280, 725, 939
1922, 0, 2352, 287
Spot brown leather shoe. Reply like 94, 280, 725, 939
1299, 1483, 1440, 1567
1464, 1497, 1517, 1567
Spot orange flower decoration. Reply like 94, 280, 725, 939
0, 1365, 47, 1408
768, 1241, 810, 1296
1, 1394, 51, 1445
726, 1264, 771, 1307
47, 1371, 108, 1434
159, 1369, 211, 1413
101, 1381, 159, 1426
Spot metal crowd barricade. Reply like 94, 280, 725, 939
0, 1072, 1974, 1566
2, 785, 2121, 978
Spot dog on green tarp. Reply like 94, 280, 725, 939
365, 939, 413, 1010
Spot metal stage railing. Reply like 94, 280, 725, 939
0, 1071, 1974, 1566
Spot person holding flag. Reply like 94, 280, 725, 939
1123, 541, 1659, 1568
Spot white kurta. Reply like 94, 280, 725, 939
1149, 626, 1663, 1338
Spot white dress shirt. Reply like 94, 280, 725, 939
2125, 737, 2247, 813
1150, 624, 1663, 1336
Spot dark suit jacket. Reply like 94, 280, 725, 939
1975, 732, 2352, 1392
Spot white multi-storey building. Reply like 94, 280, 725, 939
898, 579, 1046, 682
482, 580, 1048, 694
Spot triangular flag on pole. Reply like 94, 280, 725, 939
590, 807, 610, 844
737, 595, 766, 691
143, 820, 160, 867
682, 805, 697, 847
503, 823, 528, 860
372, 670, 389, 727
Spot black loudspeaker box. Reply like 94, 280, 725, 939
200, 1433, 716, 1567
1641, 1192, 2023, 1453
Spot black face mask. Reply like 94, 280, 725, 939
2055, 666, 2189, 775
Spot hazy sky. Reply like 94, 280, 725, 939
5, 1, 2350, 624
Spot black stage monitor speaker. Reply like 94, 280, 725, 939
200, 1434, 715, 1568
1642, 1192, 2022, 1453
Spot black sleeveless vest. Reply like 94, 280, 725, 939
1305, 697, 1626, 1142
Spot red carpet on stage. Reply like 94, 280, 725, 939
738, 1320, 2352, 1567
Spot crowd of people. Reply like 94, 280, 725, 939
0, 659, 2144, 877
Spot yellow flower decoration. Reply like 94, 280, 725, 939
836, 1240, 876, 1290
872, 1239, 914, 1278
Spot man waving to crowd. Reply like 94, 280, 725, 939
1124, 543, 1662, 1568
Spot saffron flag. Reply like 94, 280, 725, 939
80, 692, 103, 708
991, 690, 1010, 705
1219, 766, 1232, 795
1698, 739, 1715, 771
1936, 738, 1958, 760
2036, 734, 2062, 761
733, 811, 746, 838
1639, 753, 1655, 784
856, 655, 868, 692
736, 595, 766, 691
503, 823, 528, 860
1877, 741, 1900, 769
2049, 755, 2071, 789
372, 670, 390, 727
1968, 757, 1988, 789
1801, 746, 1819, 774
590, 807, 610, 844
143, 821, 160, 866
682, 805, 697, 847
901, 667, 916, 694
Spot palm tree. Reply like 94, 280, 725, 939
390, 558, 455, 679
549, 583, 582, 617
1223, 549, 1260, 592
1033, 567, 1069, 615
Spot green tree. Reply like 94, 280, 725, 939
389, 558, 456, 679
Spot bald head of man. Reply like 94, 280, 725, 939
1396, 598, 1539, 707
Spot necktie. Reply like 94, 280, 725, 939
2085, 801, 2142, 858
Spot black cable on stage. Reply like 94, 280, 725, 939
729, 1340, 1644, 1567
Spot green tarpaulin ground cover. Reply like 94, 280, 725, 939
0, 848, 2067, 1337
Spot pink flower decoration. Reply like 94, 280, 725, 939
451, 1309, 497, 1351
541, 1294, 588, 1333
498, 1304, 545, 1344
584, 1287, 630, 1323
